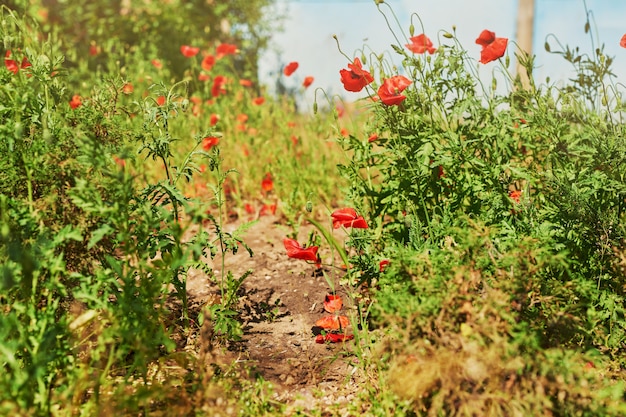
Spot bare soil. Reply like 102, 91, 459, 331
186, 214, 364, 415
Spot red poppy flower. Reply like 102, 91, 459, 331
239, 79, 253, 87
245, 203, 255, 214
405, 34, 436, 54
216, 43, 238, 59
259, 203, 277, 216
156, 95, 166, 106
315, 315, 349, 330
237, 113, 248, 124
377, 75, 412, 106
379, 259, 390, 272
252, 96, 265, 105
621, 34, 626, 48
302, 76, 314, 88
114, 156, 126, 168
202, 136, 219, 151
198, 72, 210, 82
69, 95, 82, 109
261, 173, 273, 192
331, 208, 368, 229
339, 57, 374, 92
122, 83, 134, 94
323, 294, 343, 313
283, 237, 319, 262
284, 61, 299, 76
201, 54, 215, 71
180, 45, 200, 58
89, 44, 99, 56
509, 189, 522, 204
368, 133, 378, 143
211, 75, 227, 97
475, 29, 508, 64
340, 127, 349, 137
315, 333, 354, 344
5, 51, 31, 75
151, 59, 162, 69
209, 113, 220, 126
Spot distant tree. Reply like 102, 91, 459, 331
28, 0, 280, 82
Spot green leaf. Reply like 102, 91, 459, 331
88, 224, 114, 249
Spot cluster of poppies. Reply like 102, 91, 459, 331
178, 43, 239, 98
283, 208, 370, 344
339, 29, 511, 105
313, 294, 353, 344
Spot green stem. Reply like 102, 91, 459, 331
306, 216, 350, 277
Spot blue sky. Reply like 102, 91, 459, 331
258, 0, 626, 110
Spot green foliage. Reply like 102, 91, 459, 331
0, 5, 266, 414
330, 5, 626, 416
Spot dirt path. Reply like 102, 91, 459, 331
186, 215, 363, 414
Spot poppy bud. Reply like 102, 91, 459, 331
313, 102, 318, 114
306, 201, 312, 213
409, 24, 415, 37
443, 32, 453, 39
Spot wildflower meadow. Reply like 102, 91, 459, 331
2, 1, 626, 416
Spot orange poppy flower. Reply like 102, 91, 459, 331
156, 95, 166, 106
209, 113, 220, 126
239, 79, 253, 87
315, 315, 349, 330
621, 34, 626, 48
283, 61, 299, 76
122, 83, 134, 94
339, 57, 374, 92
368, 133, 379, 142
323, 295, 343, 313
5, 50, 31, 75
180, 45, 200, 58
475, 29, 508, 64
379, 259, 390, 272
252, 96, 265, 105
377, 75, 412, 106
302, 76, 314, 88
405, 34, 436, 54
69, 95, 82, 109
315, 333, 354, 344
201, 54, 215, 71
259, 203, 277, 216
236, 113, 248, 124
509, 190, 522, 204
331, 208, 368, 229
216, 43, 238, 59
151, 59, 162, 69
202, 136, 219, 151
211, 75, 227, 97
283, 237, 319, 262
261, 173, 273, 192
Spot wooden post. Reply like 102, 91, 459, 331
516, 0, 535, 88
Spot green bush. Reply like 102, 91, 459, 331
332, 5, 626, 415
